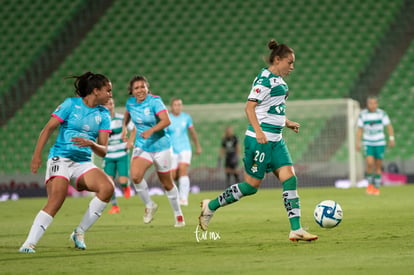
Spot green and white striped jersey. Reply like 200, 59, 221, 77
357, 108, 390, 146
245, 68, 288, 142
104, 113, 134, 160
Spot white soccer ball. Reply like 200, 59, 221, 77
314, 200, 343, 228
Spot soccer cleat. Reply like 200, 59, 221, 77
143, 203, 158, 224
371, 187, 380, 196
198, 199, 214, 231
108, 205, 120, 214
289, 228, 318, 242
70, 229, 86, 250
174, 215, 186, 227
19, 244, 36, 253
179, 198, 188, 206
123, 186, 131, 199
366, 184, 374, 195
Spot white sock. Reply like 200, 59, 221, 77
77, 197, 107, 233
166, 184, 182, 216
134, 179, 154, 208
178, 176, 190, 201
22, 210, 53, 247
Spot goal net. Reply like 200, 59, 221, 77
100, 99, 362, 191
180, 98, 363, 190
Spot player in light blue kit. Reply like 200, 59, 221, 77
122, 76, 185, 227
19, 72, 114, 253
168, 98, 202, 206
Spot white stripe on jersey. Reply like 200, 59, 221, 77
357, 108, 390, 146
246, 68, 288, 142
245, 129, 282, 142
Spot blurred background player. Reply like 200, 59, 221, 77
122, 76, 185, 227
19, 72, 114, 253
103, 98, 136, 214
199, 39, 318, 242
220, 125, 240, 187
356, 95, 395, 195
168, 98, 202, 206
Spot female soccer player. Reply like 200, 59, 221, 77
168, 98, 202, 206
199, 39, 318, 242
19, 72, 114, 253
122, 76, 185, 227
103, 98, 136, 213
356, 96, 395, 195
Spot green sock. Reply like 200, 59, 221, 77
374, 174, 381, 188
366, 173, 374, 185
110, 193, 117, 206
208, 182, 258, 211
120, 183, 128, 188
282, 176, 301, 231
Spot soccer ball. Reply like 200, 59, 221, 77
313, 200, 343, 228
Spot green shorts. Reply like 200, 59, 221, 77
243, 135, 293, 180
363, 145, 385, 159
103, 154, 130, 178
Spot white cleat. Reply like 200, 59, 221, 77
289, 228, 318, 242
174, 215, 186, 227
70, 229, 87, 250
143, 203, 158, 224
179, 198, 188, 206
198, 199, 214, 231
19, 244, 36, 253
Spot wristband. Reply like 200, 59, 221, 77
389, 136, 395, 141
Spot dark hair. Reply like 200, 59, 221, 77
170, 97, 182, 105
267, 39, 294, 64
66, 72, 110, 97
128, 75, 150, 95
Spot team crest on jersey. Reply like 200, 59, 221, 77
251, 164, 258, 173
144, 107, 150, 116
255, 88, 261, 93
95, 115, 102, 124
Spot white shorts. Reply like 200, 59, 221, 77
132, 147, 173, 173
45, 156, 98, 188
171, 150, 192, 170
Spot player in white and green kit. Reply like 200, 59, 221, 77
199, 39, 318, 242
103, 99, 136, 213
356, 96, 395, 195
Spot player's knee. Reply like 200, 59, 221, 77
131, 174, 144, 184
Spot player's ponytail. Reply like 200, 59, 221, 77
66, 72, 110, 97
267, 39, 294, 64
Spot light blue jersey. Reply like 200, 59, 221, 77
126, 95, 171, 152
49, 97, 111, 162
168, 112, 193, 154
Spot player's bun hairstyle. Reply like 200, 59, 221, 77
67, 72, 110, 98
267, 39, 294, 64
128, 75, 150, 95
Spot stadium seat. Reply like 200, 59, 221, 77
0, 0, 410, 174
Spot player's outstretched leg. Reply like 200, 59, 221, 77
199, 182, 257, 230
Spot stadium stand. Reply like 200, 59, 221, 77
378, 40, 414, 160
0, 0, 410, 174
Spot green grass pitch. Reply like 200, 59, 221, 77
1, 185, 414, 274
